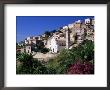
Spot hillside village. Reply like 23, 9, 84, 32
16, 18, 94, 61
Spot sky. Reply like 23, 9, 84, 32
16, 16, 94, 42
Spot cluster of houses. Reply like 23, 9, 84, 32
17, 18, 94, 54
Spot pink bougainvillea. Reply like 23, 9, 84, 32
67, 61, 94, 74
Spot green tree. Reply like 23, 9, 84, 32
80, 40, 94, 61
47, 40, 94, 74
16, 53, 33, 74
51, 30, 57, 33
44, 31, 51, 36
41, 48, 49, 54
16, 53, 48, 74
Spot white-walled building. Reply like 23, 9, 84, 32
85, 18, 91, 24
50, 37, 59, 53
85, 18, 94, 26
68, 24, 74, 30
45, 24, 73, 53
25, 36, 37, 45
45, 37, 56, 53
46, 36, 66, 53
18, 18, 94, 54
25, 45, 31, 54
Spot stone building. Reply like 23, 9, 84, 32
45, 25, 73, 53
85, 18, 94, 28
63, 26, 70, 49
18, 18, 94, 54
16, 48, 25, 53
16, 45, 32, 55
51, 18, 93, 52
25, 36, 38, 45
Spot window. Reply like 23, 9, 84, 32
53, 48, 54, 52
28, 50, 29, 53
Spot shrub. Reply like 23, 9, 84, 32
45, 40, 94, 74
16, 53, 48, 74
53, 49, 75, 74
16, 53, 33, 74
16, 40, 94, 74
16, 52, 21, 59
67, 60, 94, 74
81, 40, 94, 61
17, 53, 33, 62
71, 40, 94, 61
41, 48, 49, 54
32, 60, 48, 74
45, 59, 58, 74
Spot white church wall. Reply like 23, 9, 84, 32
50, 37, 58, 53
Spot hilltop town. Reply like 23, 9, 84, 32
16, 18, 94, 61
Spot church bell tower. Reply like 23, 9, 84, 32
65, 26, 70, 49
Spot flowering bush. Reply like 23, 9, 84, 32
67, 61, 94, 74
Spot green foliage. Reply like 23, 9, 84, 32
16, 40, 94, 74
51, 30, 57, 33
45, 49, 76, 74
70, 40, 94, 61
16, 53, 48, 74
79, 40, 94, 61
32, 60, 48, 74
31, 41, 49, 53
16, 52, 21, 59
44, 31, 51, 36
46, 40, 94, 74
45, 59, 59, 74
17, 53, 33, 62
41, 48, 49, 54
16, 53, 33, 74
36, 40, 44, 50
52, 49, 76, 74
16, 44, 24, 48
